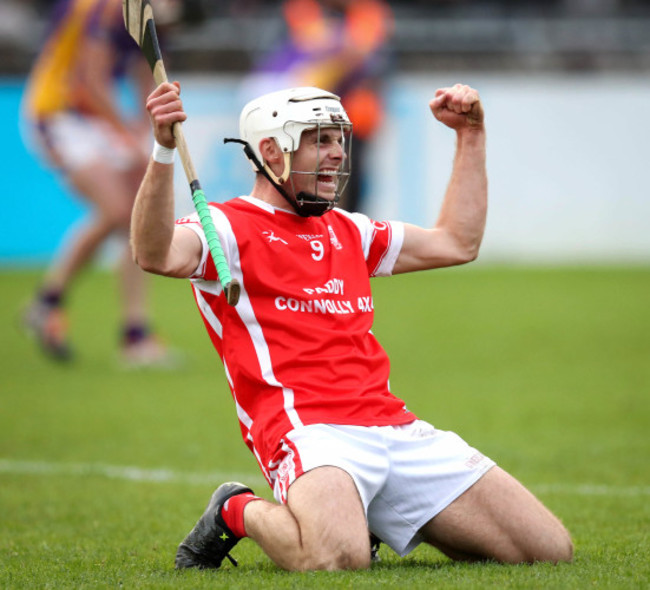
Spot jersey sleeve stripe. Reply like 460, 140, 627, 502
373, 221, 404, 277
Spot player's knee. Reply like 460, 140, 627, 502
307, 550, 370, 571
297, 543, 371, 571
514, 525, 573, 564
547, 528, 573, 563
537, 520, 573, 564
333, 546, 371, 570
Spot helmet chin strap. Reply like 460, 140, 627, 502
224, 138, 336, 217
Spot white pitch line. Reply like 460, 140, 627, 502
0, 458, 267, 488
532, 483, 650, 497
0, 459, 648, 497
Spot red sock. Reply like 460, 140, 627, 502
221, 492, 260, 538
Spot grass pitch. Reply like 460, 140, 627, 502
1, 265, 649, 589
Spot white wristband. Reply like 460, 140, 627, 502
152, 140, 176, 165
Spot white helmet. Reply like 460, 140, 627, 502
240, 87, 351, 163
232, 87, 352, 216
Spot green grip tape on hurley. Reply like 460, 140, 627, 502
191, 184, 233, 289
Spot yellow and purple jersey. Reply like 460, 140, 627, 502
24, 0, 138, 120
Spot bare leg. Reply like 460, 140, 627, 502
118, 160, 152, 327
244, 466, 371, 571
40, 214, 115, 291
118, 245, 149, 326
41, 161, 135, 292
43, 158, 157, 330
27, 155, 164, 360
421, 466, 573, 564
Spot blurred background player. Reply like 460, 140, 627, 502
245, 0, 393, 212
21, 0, 182, 365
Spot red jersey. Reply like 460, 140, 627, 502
176, 196, 417, 484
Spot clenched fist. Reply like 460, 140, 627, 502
430, 84, 484, 130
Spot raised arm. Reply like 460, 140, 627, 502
392, 84, 487, 274
130, 82, 203, 278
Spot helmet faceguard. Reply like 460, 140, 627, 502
226, 87, 353, 217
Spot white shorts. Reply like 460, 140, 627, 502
272, 420, 495, 556
28, 112, 146, 172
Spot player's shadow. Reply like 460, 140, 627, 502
231, 555, 501, 575
372, 556, 496, 571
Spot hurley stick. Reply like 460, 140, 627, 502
123, 0, 240, 305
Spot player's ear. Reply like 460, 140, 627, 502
259, 138, 283, 165
259, 137, 287, 180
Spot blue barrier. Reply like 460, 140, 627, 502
2, 79, 87, 266
5, 73, 650, 265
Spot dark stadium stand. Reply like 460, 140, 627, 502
2, 0, 650, 74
